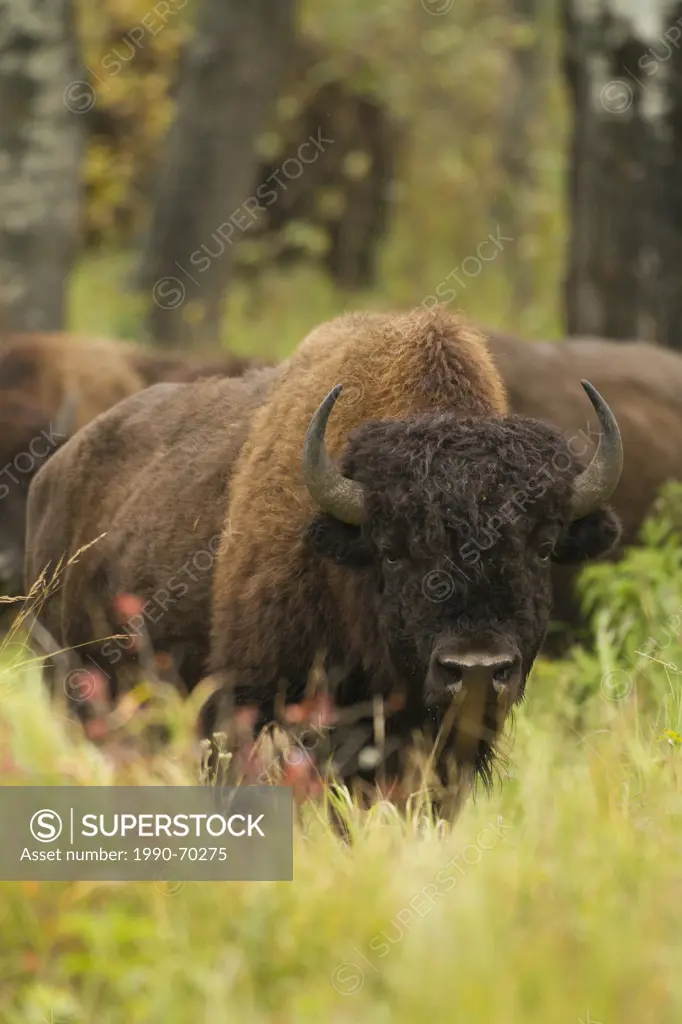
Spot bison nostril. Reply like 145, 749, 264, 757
437, 657, 462, 679
492, 659, 517, 693
435, 657, 465, 695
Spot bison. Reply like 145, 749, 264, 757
25, 364, 285, 693
205, 308, 623, 788
485, 328, 682, 635
26, 307, 624, 794
0, 332, 264, 596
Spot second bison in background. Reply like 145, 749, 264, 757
0, 332, 264, 595
486, 329, 682, 636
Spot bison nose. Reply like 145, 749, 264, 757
426, 647, 522, 705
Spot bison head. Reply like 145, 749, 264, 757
302, 382, 622, 779
0, 391, 76, 596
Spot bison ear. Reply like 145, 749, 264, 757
304, 514, 374, 568
552, 508, 622, 564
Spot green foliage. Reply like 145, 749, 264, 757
300, 0, 566, 334
72, 0, 567, 343
76, 0, 193, 246
42, 9, 682, 1018
524, 481, 682, 740
578, 481, 682, 683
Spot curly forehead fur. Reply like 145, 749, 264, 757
22, 306, 620, 788
346, 413, 576, 554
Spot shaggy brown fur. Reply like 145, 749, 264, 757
0, 332, 265, 594
0, 333, 151, 593
0, 332, 266, 426
486, 329, 682, 542
0, 332, 148, 431
486, 328, 682, 631
25, 365, 285, 692
208, 307, 620, 786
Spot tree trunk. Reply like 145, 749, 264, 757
135, 0, 296, 349
495, 0, 544, 316
0, 0, 84, 332
563, 0, 682, 346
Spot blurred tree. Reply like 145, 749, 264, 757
239, 40, 399, 292
77, 13, 397, 292
134, 0, 296, 347
494, 0, 544, 316
74, 0, 569, 341
0, 0, 84, 331
77, 0, 190, 249
563, 0, 682, 345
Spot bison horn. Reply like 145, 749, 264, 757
302, 384, 366, 526
570, 380, 623, 520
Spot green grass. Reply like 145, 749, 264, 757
2, 585, 682, 1022
69, 251, 348, 358
69, 242, 565, 362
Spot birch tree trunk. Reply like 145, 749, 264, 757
0, 0, 85, 332
563, 0, 682, 346
135, 0, 296, 349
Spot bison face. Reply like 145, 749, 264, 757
303, 387, 622, 774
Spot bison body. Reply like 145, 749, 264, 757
0, 332, 264, 594
25, 365, 283, 694
486, 330, 682, 632
0, 332, 147, 593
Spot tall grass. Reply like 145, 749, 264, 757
2, 491, 682, 1022
1, 659, 681, 1022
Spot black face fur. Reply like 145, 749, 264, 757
305, 412, 621, 779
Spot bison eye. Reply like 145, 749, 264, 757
536, 541, 554, 563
